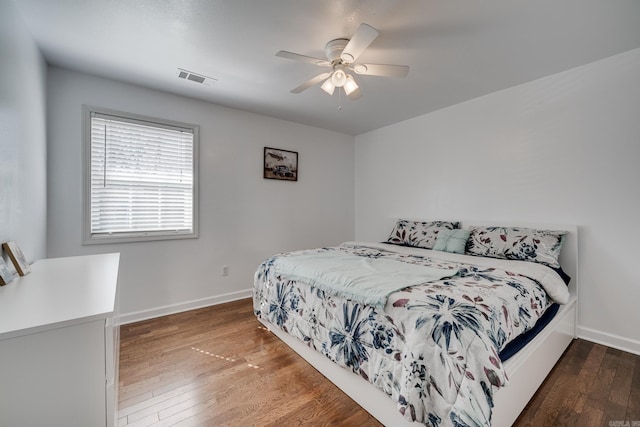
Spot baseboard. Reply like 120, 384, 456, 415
117, 289, 253, 325
578, 326, 640, 356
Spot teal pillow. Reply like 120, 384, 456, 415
433, 229, 471, 254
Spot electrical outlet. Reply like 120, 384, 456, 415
222, 265, 229, 276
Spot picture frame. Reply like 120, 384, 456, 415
0, 256, 16, 286
264, 147, 298, 181
2, 241, 30, 276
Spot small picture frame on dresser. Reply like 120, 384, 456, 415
0, 257, 16, 286
2, 241, 30, 276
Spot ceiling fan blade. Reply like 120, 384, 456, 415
276, 51, 331, 67
346, 87, 362, 101
340, 23, 379, 63
290, 72, 332, 93
351, 63, 409, 78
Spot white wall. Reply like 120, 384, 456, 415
355, 48, 640, 354
0, 1, 47, 264
47, 67, 354, 320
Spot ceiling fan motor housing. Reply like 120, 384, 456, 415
325, 38, 350, 63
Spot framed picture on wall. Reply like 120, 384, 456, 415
0, 257, 16, 286
2, 241, 30, 276
264, 147, 298, 181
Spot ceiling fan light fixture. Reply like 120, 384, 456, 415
343, 75, 359, 96
321, 78, 335, 95
331, 67, 347, 87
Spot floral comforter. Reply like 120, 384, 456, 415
253, 242, 569, 426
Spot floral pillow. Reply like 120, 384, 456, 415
466, 226, 567, 268
387, 219, 460, 249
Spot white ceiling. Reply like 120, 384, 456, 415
12, 0, 640, 135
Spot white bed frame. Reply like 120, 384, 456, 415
259, 224, 578, 426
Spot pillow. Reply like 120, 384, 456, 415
433, 229, 471, 254
387, 219, 460, 249
465, 226, 567, 268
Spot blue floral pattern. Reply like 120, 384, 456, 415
387, 219, 460, 249
466, 226, 566, 268
253, 244, 553, 426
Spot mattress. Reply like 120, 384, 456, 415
253, 242, 570, 426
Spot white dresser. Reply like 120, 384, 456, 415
0, 253, 120, 427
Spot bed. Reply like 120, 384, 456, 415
253, 221, 578, 426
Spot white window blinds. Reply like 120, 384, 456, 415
88, 112, 195, 240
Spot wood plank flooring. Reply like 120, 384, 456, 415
513, 339, 640, 427
119, 298, 640, 426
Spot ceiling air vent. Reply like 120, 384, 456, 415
177, 68, 217, 86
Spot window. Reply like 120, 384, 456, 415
83, 106, 198, 244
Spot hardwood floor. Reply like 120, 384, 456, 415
514, 339, 640, 427
118, 298, 380, 426
119, 298, 640, 426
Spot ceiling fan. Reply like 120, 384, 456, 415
276, 23, 409, 100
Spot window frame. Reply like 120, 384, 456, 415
82, 105, 199, 245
